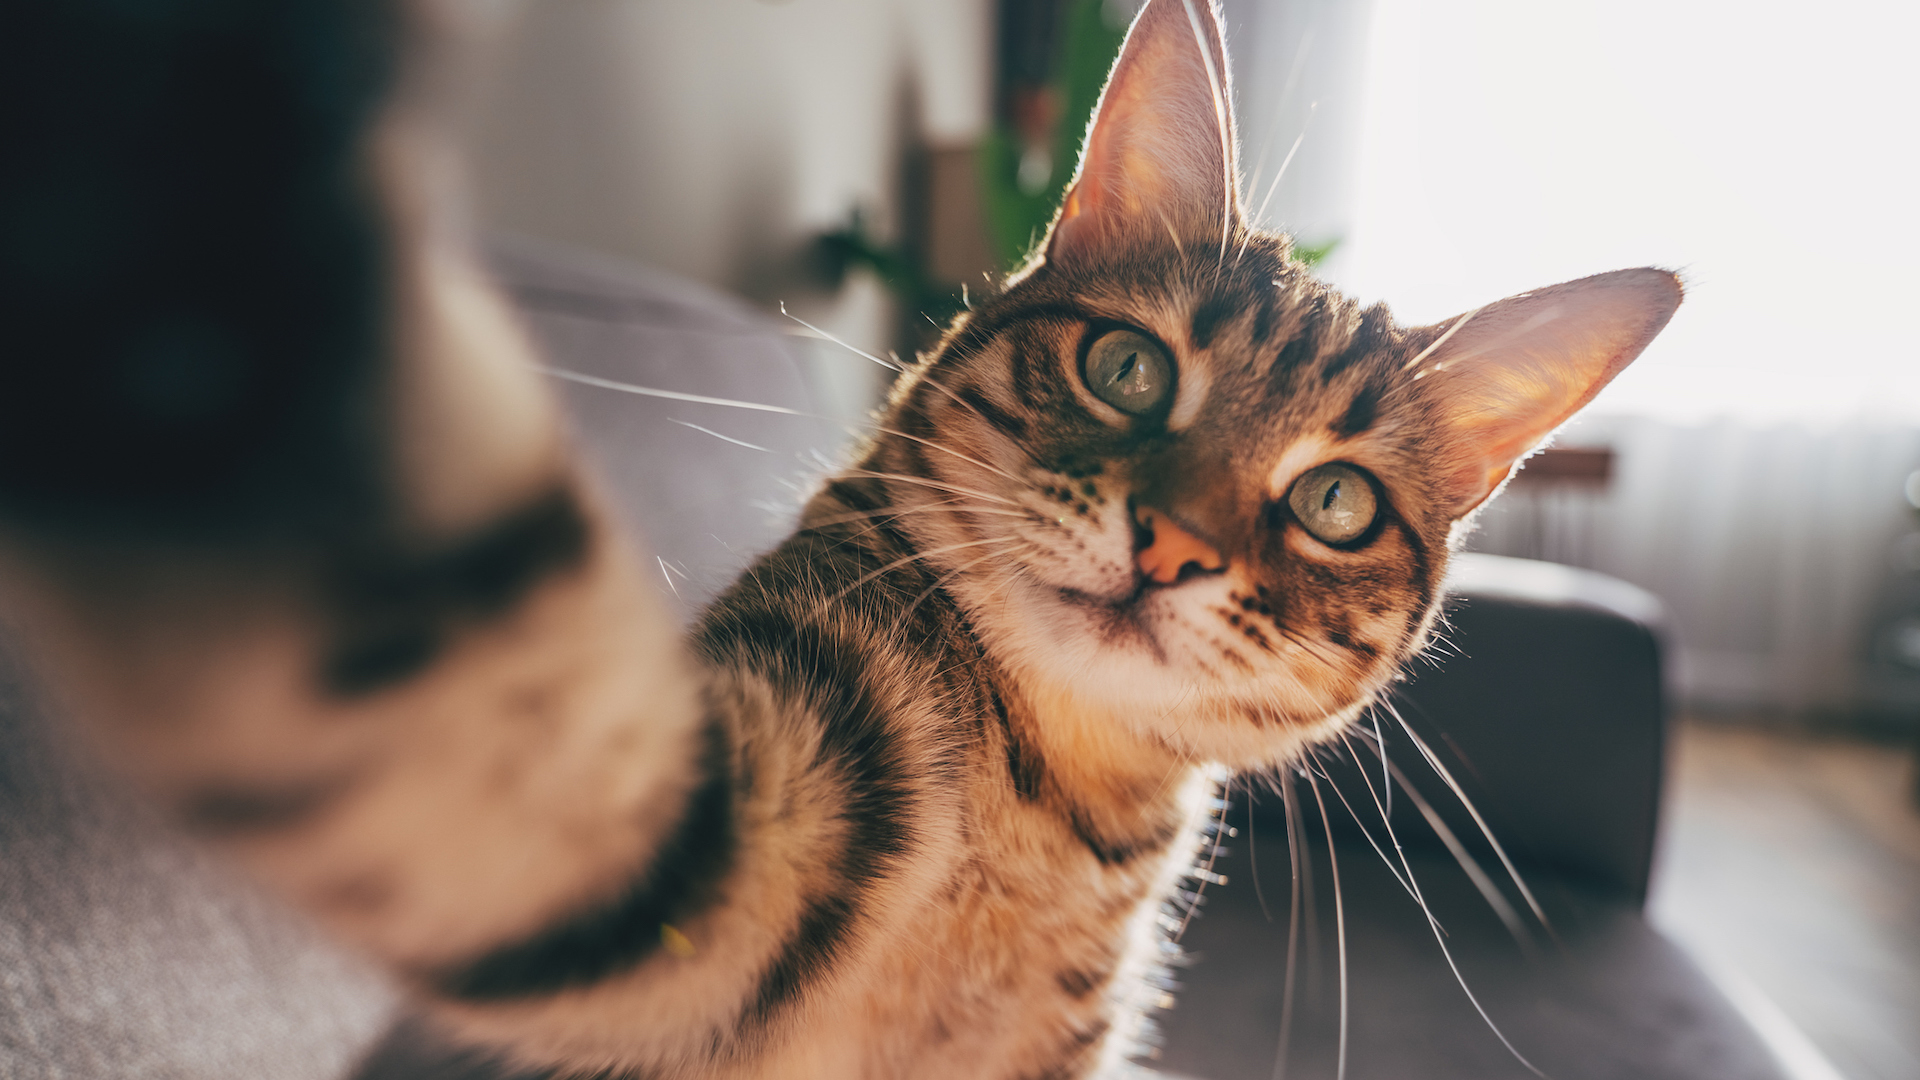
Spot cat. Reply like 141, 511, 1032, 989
0, 0, 1679, 1077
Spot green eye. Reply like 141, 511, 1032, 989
1287, 463, 1378, 545
1083, 329, 1173, 417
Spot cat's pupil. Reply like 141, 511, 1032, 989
1322, 480, 1341, 510
1082, 329, 1172, 417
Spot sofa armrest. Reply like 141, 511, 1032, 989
1280, 552, 1669, 907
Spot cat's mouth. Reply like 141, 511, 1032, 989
1048, 581, 1159, 654
1045, 564, 1235, 666
1057, 564, 1215, 608
1052, 553, 1223, 619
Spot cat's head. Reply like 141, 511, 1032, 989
873, 0, 1678, 767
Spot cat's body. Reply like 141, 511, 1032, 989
684, 511, 1200, 1079
0, 1, 1680, 1077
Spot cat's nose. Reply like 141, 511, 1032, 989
1133, 505, 1224, 584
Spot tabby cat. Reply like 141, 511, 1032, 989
0, 0, 1678, 1077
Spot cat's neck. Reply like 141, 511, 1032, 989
1006, 674, 1205, 861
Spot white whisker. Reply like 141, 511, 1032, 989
1239, 103, 1317, 268
655, 556, 681, 599
1304, 767, 1349, 1080
1343, 730, 1550, 1077
887, 546, 1020, 634
669, 418, 771, 452
1400, 306, 1484, 374
838, 468, 1022, 508
1293, 768, 1320, 983
1273, 623, 1348, 670
824, 500, 1021, 553
1384, 699, 1553, 935
551, 365, 1038, 499
1244, 21, 1318, 206
1253, 106, 1315, 232
1374, 709, 1390, 818
871, 424, 1027, 486
1158, 210, 1189, 259
780, 302, 903, 372
1379, 752, 1532, 950
1313, 742, 1422, 906
1269, 773, 1303, 1080
806, 503, 1032, 530
1247, 789, 1272, 923
543, 367, 810, 416
813, 536, 1015, 615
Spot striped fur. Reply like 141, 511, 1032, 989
0, 1, 1681, 1077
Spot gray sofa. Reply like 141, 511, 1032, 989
1, 239, 1787, 1080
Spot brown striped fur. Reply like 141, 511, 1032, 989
0, 1, 1682, 1078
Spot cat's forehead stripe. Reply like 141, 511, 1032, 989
1331, 383, 1382, 439
1188, 293, 1237, 351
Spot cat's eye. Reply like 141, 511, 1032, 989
1286, 463, 1379, 546
1083, 329, 1173, 417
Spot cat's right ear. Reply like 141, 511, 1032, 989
1043, 0, 1241, 270
1413, 267, 1682, 518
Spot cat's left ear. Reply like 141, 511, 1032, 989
1415, 268, 1682, 518
1045, 0, 1241, 268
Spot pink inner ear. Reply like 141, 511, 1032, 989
1422, 268, 1683, 517
1046, 0, 1240, 268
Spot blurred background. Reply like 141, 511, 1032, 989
451, 1, 1918, 1077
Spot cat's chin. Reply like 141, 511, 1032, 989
959, 569, 1368, 768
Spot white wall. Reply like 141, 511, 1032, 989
460, 0, 992, 405
455, 0, 1378, 365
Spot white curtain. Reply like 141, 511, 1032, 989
1469, 418, 1920, 714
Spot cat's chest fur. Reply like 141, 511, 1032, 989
865, 800, 1210, 1079
762, 738, 1213, 1080
697, 507, 1217, 1079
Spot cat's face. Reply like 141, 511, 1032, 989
889, 240, 1449, 765
866, 0, 1678, 768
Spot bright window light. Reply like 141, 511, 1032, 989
1330, 0, 1920, 423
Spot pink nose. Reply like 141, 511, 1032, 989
1134, 505, 1224, 584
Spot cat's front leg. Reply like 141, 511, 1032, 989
0, 1, 748, 1070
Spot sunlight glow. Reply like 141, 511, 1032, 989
1327, 0, 1920, 423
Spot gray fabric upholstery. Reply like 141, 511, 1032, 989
0, 638, 395, 1079
1161, 851, 1788, 1080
